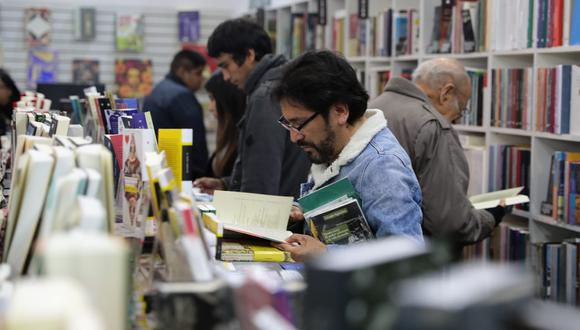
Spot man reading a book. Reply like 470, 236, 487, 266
194, 19, 310, 198
273, 51, 424, 261
369, 58, 507, 251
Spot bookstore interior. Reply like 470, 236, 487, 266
1, 0, 580, 328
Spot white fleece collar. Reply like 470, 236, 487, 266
310, 109, 386, 189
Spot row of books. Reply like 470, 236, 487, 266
542, 151, 580, 225
535, 65, 580, 135
463, 220, 530, 262
536, 0, 580, 48
348, 13, 369, 57
530, 239, 580, 306
429, 0, 489, 54
369, 9, 393, 57
490, 68, 534, 129
456, 68, 486, 126
488, 144, 531, 211
289, 13, 319, 59
394, 9, 420, 56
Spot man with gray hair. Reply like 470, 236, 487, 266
369, 58, 506, 251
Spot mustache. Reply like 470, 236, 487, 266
297, 140, 316, 148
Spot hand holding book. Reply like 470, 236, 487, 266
273, 234, 327, 262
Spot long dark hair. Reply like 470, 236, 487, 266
0, 69, 20, 134
205, 70, 246, 177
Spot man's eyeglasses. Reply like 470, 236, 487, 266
278, 112, 319, 134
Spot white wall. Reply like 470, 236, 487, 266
2, 0, 250, 13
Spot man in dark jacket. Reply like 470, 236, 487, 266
143, 50, 208, 178
194, 19, 310, 198
369, 58, 506, 249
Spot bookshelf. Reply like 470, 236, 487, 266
254, 0, 580, 306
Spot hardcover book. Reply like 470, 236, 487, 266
25, 8, 52, 47
114, 59, 153, 98
27, 48, 58, 89
158, 129, 194, 195
115, 13, 145, 52
72, 59, 99, 84
178, 11, 200, 43
299, 177, 374, 245
73, 7, 96, 41
217, 240, 292, 262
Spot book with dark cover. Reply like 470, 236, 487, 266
306, 198, 373, 245
461, 7, 476, 52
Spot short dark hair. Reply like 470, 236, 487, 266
207, 19, 272, 66
170, 50, 206, 74
0, 68, 20, 105
274, 51, 369, 124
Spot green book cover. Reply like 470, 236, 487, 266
297, 177, 359, 213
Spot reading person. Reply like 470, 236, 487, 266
369, 58, 507, 249
273, 51, 423, 261
194, 19, 310, 198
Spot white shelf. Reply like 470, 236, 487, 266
423, 52, 489, 60
453, 125, 486, 133
532, 131, 580, 143
535, 45, 580, 54
512, 209, 531, 219
368, 57, 392, 63
489, 127, 533, 137
392, 54, 420, 61
491, 49, 535, 56
347, 56, 368, 63
533, 214, 580, 234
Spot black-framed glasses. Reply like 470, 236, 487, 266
277, 112, 320, 134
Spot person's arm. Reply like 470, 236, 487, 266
414, 122, 496, 245
167, 93, 209, 179
238, 87, 287, 195
358, 153, 424, 243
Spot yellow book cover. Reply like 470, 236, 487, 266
158, 129, 193, 193
218, 240, 292, 262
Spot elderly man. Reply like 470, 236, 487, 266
369, 58, 506, 248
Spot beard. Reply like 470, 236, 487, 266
297, 127, 337, 164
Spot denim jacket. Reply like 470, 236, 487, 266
301, 109, 424, 243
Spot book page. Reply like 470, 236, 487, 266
213, 191, 293, 231
469, 187, 529, 210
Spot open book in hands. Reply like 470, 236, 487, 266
469, 186, 530, 210
212, 190, 293, 243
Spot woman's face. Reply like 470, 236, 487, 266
208, 94, 217, 119
0, 80, 13, 106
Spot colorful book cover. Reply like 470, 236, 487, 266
119, 129, 156, 237
73, 7, 96, 41
72, 59, 99, 84
25, 8, 52, 47
27, 48, 58, 88
115, 13, 145, 52
114, 59, 153, 98
178, 11, 200, 43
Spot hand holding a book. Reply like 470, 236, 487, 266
273, 234, 326, 262
193, 177, 225, 195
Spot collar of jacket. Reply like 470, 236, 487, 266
310, 109, 387, 189
166, 72, 187, 87
384, 77, 451, 129
243, 54, 287, 95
